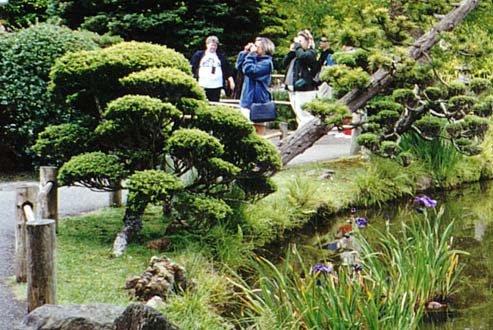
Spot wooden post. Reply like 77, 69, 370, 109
39, 166, 58, 232
27, 219, 56, 312
279, 122, 289, 140
109, 189, 122, 207
15, 186, 38, 283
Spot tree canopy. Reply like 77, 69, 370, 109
46, 0, 264, 56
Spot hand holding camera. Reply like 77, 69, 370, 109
244, 42, 255, 52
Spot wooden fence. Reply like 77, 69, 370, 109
15, 166, 57, 312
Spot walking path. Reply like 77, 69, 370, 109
0, 131, 351, 329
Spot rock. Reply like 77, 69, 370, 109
125, 256, 188, 301
15, 303, 124, 330
114, 304, 179, 330
146, 296, 167, 309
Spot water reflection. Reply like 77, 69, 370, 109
299, 181, 493, 329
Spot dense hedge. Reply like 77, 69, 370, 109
0, 23, 98, 164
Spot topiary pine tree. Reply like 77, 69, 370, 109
33, 41, 281, 256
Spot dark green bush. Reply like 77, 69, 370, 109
0, 23, 98, 163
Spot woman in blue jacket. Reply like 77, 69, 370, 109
236, 37, 275, 135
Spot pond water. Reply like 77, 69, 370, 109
296, 181, 493, 329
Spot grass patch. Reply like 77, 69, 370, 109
52, 207, 237, 329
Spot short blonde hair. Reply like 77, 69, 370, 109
297, 29, 315, 49
256, 37, 275, 56
206, 35, 219, 45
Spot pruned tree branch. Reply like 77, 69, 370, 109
278, 0, 480, 166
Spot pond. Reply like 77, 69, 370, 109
295, 181, 493, 329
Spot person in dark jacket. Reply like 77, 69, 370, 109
236, 37, 275, 135
190, 35, 235, 102
282, 30, 318, 128
317, 36, 335, 73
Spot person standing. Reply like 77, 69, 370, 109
317, 35, 335, 73
316, 35, 335, 99
190, 35, 235, 102
283, 29, 318, 128
236, 37, 275, 135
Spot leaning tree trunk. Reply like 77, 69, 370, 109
112, 193, 148, 257
278, 0, 481, 167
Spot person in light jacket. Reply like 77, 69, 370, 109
236, 37, 275, 135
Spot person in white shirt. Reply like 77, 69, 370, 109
190, 36, 235, 102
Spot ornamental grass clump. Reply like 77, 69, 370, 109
231, 196, 465, 330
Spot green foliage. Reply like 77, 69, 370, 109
126, 170, 183, 205
174, 193, 233, 232
414, 116, 447, 138
399, 131, 462, 186
58, 152, 128, 191
0, 0, 49, 28
47, 0, 263, 57
49, 41, 191, 120
232, 207, 464, 329
120, 67, 205, 104
355, 157, 416, 207
319, 64, 371, 98
302, 99, 351, 127
0, 23, 98, 163
40, 40, 281, 237
32, 123, 94, 166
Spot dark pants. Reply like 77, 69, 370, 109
204, 87, 222, 102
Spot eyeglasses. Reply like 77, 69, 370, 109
320, 39, 328, 42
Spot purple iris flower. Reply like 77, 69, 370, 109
355, 217, 368, 228
385, 214, 390, 222
414, 195, 437, 208
311, 264, 333, 275
353, 264, 364, 272
351, 207, 357, 214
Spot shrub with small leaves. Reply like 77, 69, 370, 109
58, 152, 128, 191
32, 123, 94, 166
0, 23, 98, 163
126, 170, 183, 205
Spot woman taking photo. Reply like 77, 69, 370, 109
236, 37, 275, 135
283, 29, 318, 128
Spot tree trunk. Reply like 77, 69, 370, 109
112, 193, 148, 257
112, 207, 145, 257
278, 0, 480, 166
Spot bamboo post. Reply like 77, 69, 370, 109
39, 166, 58, 232
15, 186, 38, 283
26, 219, 56, 312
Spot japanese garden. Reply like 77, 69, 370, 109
1, 0, 492, 329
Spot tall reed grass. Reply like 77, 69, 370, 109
231, 204, 466, 329
400, 131, 462, 185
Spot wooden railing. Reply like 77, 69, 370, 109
15, 166, 58, 312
